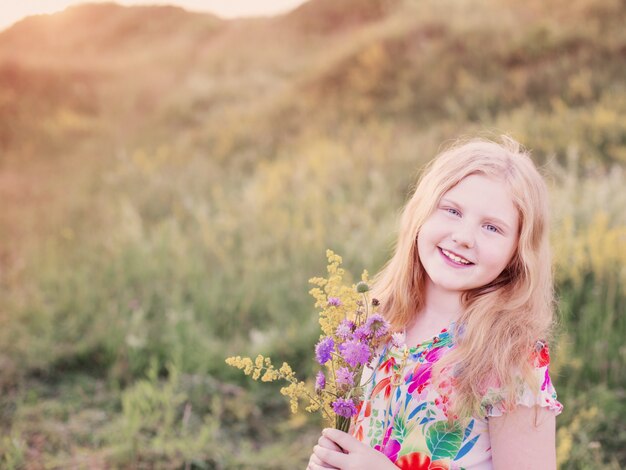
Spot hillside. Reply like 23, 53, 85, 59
0, 3, 222, 60
0, 1, 625, 468
1, 0, 624, 168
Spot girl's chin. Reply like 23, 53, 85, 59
426, 272, 482, 292
427, 278, 470, 293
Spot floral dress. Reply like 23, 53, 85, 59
351, 324, 562, 469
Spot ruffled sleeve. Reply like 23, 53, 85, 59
482, 341, 563, 418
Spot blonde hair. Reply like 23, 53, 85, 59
371, 135, 554, 418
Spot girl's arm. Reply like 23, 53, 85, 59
489, 405, 557, 470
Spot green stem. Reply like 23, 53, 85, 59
335, 415, 351, 433
279, 370, 334, 423
362, 292, 370, 321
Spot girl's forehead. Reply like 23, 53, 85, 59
443, 173, 510, 197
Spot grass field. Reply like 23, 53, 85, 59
0, 0, 625, 467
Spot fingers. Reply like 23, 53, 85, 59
322, 428, 361, 453
313, 444, 348, 469
318, 435, 344, 452
307, 463, 338, 470
307, 453, 338, 469
308, 429, 353, 470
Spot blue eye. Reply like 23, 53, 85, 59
485, 224, 500, 233
446, 208, 461, 217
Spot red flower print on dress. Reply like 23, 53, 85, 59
429, 460, 452, 470
395, 451, 431, 470
379, 356, 397, 374
371, 376, 393, 400
531, 341, 550, 367
354, 424, 364, 442
355, 399, 372, 418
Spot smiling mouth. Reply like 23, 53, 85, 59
439, 247, 474, 265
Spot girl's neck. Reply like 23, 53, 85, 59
420, 279, 463, 324
404, 280, 462, 347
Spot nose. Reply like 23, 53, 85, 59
451, 225, 475, 249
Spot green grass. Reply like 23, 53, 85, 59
0, 0, 625, 467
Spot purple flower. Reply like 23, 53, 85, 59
335, 367, 355, 388
332, 398, 358, 418
391, 332, 405, 348
315, 337, 335, 365
335, 320, 355, 339
353, 325, 371, 341
365, 314, 390, 338
327, 297, 342, 307
315, 371, 326, 392
339, 339, 371, 367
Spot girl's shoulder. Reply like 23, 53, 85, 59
481, 340, 563, 418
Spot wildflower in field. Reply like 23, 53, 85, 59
335, 319, 355, 339
353, 325, 371, 341
332, 397, 358, 418
315, 337, 335, 365
356, 281, 370, 293
391, 331, 406, 348
327, 297, 342, 307
340, 339, 371, 368
365, 314, 389, 338
226, 249, 394, 429
315, 371, 326, 393
335, 367, 355, 389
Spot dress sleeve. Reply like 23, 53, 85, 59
482, 341, 563, 418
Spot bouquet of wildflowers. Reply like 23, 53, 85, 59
226, 250, 396, 431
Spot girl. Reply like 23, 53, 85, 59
307, 136, 562, 470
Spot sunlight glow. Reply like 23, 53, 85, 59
0, 0, 309, 31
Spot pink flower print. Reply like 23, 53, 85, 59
406, 362, 433, 395
434, 394, 451, 416
374, 426, 391, 452
424, 344, 444, 363
407, 364, 433, 393
542, 367, 552, 391
374, 426, 401, 461
383, 439, 402, 461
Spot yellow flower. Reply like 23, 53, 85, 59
227, 249, 371, 424
255, 354, 264, 368
261, 369, 278, 382
279, 362, 293, 377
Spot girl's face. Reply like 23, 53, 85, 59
417, 174, 519, 296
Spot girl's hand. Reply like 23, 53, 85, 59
307, 432, 343, 469
308, 428, 398, 470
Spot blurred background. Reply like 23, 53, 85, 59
0, 0, 624, 468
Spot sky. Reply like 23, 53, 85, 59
0, 0, 309, 31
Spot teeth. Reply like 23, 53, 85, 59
442, 249, 471, 265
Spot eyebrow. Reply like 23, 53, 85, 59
439, 198, 514, 231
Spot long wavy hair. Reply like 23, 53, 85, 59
371, 135, 555, 418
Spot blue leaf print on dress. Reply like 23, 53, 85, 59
455, 435, 480, 460
463, 420, 474, 441
408, 402, 427, 421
